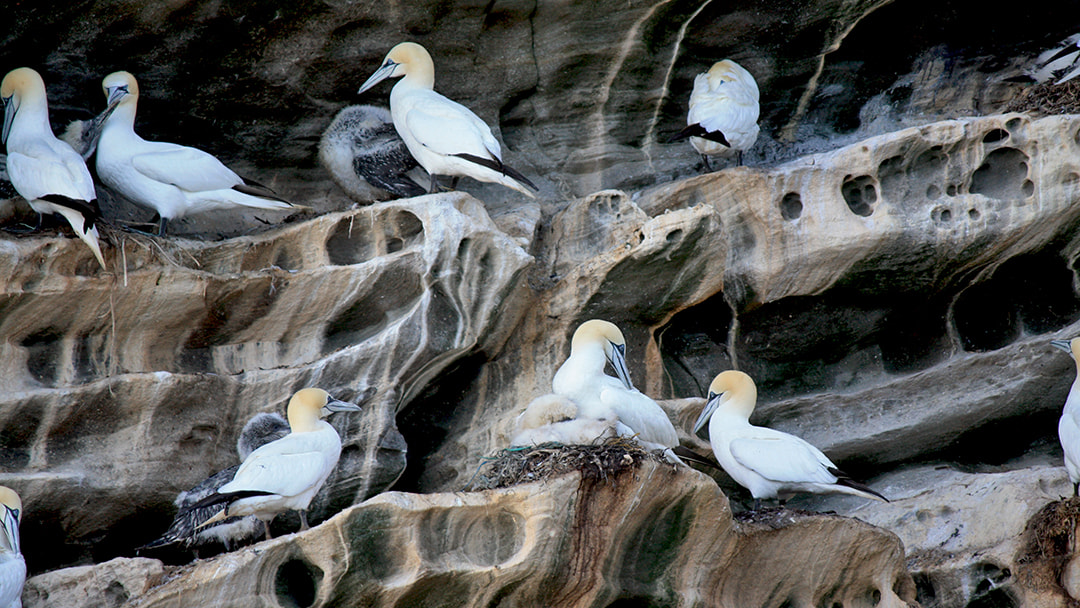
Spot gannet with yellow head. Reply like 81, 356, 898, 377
551, 320, 680, 450
670, 60, 759, 170
0, 486, 24, 608
183, 389, 361, 539
694, 370, 887, 509
1, 67, 106, 268
1052, 338, 1080, 495
95, 71, 297, 237
357, 42, 538, 198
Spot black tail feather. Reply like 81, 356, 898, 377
39, 194, 102, 229
672, 445, 724, 471
667, 123, 731, 147
451, 152, 538, 192
234, 178, 293, 205
828, 467, 889, 502
181, 489, 275, 515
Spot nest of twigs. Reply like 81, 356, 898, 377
466, 436, 663, 491
1014, 497, 1080, 597
1005, 80, 1080, 116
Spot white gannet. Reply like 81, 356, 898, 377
669, 60, 760, 170
510, 393, 628, 447
1, 67, 106, 268
1052, 338, 1080, 496
318, 104, 426, 201
357, 42, 538, 198
58, 93, 124, 161
552, 320, 680, 450
140, 412, 291, 553
1014, 33, 1080, 85
0, 486, 24, 608
693, 370, 887, 509
183, 389, 361, 539
95, 71, 297, 237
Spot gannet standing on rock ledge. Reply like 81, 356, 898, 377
0, 486, 24, 608
357, 42, 538, 198
183, 389, 361, 539
670, 60, 760, 170
1, 67, 106, 268
319, 105, 426, 201
1052, 338, 1080, 496
95, 71, 298, 237
694, 370, 887, 509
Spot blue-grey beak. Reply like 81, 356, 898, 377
357, 59, 398, 95
693, 392, 722, 435
0, 504, 19, 555
608, 342, 634, 391
323, 397, 362, 415
1052, 339, 1074, 355
2, 95, 16, 146
105, 85, 128, 110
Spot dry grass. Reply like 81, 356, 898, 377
1014, 497, 1080, 600
465, 437, 664, 491
1005, 81, 1080, 116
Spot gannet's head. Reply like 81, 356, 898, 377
1, 67, 46, 144
571, 319, 634, 390
517, 394, 579, 431
0, 485, 22, 556
357, 42, 434, 94
1052, 338, 1080, 361
286, 388, 362, 433
102, 71, 138, 109
705, 60, 759, 100
693, 370, 758, 433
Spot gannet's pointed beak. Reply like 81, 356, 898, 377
1052, 339, 1074, 354
358, 59, 398, 95
608, 342, 634, 391
323, 397, 362, 415
1046, 42, 1080, 65
693, 391, 723, 435
104, 84, 129, 110
0, 503, 20, 555
2, 95, 15, 145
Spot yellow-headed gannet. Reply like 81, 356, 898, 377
140, 412, 291, 553
357, 42, 538, 198
552, 320, 680, 450
319, 105, 426, 201
1, 67, 106, 268
694, 370, 887, 509
95, 71, 297, 237
0, 486, 24, 608
1052, 338, 1080, 495
183, 389, 361, 539
669, 60, 760, 170
510, 393, 629, 447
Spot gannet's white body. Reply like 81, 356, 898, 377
357, 42, 537, 198
673, 60, 759, 170
0, 486, 24, 608
318, 104, 425, 201
1, 67, 105, 268
95, 71, 295, 236
188, 389, 360, 538
1052, 338, 1080, 495
694, 370, 886, 507
551, 320, 680, 449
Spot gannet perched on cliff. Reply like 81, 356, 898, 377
95, 71, 297, 237
140, 412, 291, 553
670, 60, 759, 170
319, 105, 426, 201
1, 67, 106, 268
357, 42, 538, 198
184, 389, 361, 538
0, 486, 24, 608
694, 370, 887, 509
1052, 338, 1080, 496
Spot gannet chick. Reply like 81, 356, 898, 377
0, 486, 24, 608
669, 60, 760, 170
1052, 338, 1080, 496
1, 67, 106, 268
140, 412, 290, 553
318, 105, 426, 201
510, 393, 628, 447
552, 320, 680, 450
184, 389, 361, 539
59, 93, 124, 161
357, 42, 538, 198
694, 370, 887, 509
95, 71, 297, 237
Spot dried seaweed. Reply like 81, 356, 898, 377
465, 437, 664, 491
1004, 80, 1080, 116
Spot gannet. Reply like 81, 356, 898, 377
357, 42, 538, 198
1052, 338, 1080, 496
0, 486, 24, 608
183, 389, 361, 539
318, 105, 426, 201
1, 67, 106, 268
95, 71, 297, 237
58, 93, 124, 161
1011, 34, 1080, 85
552, 320, 680, 449
140, 412, 291, 553
510, 393, 629, 447
669, 60, 760, 170
694, 370, 887, 509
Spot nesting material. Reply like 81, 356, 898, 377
467, 437, 666, 491
1005, 80, 1080, 115
1015, 497, 1080, 595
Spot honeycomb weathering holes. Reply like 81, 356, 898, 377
780, 192, 802, 220
841, 175, 877, 217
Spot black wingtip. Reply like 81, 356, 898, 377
451, 152, 538, 192
829, 467, 889, 502
667, 124, 731, 148
672, 446, 724, 471
233, 179, 293, 205
181, 489, 275, 515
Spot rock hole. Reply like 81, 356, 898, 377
926, 184, 941, 199
103, 581, 129, 607
1005, 117, 1023, 131
326, 216, 376, 265
947, 184, 957, 196
22, 327, 64, 387
656, 291, 734, 399
913, 573, 936, 607
666, 229, 683, 244
982, 128, 1009, 144
780, 192, 803, 220
274, 558, 322, 608
970, 147, 1030, 200
841, 175, 877, 216
387, 237, 404, 253
322, 269, 423, 354
969, 208, 980, 220
1064, 173, 1080, 186
870, 588, 882, 606
932, 207, 952, 224
1022, 179, 1035, 197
